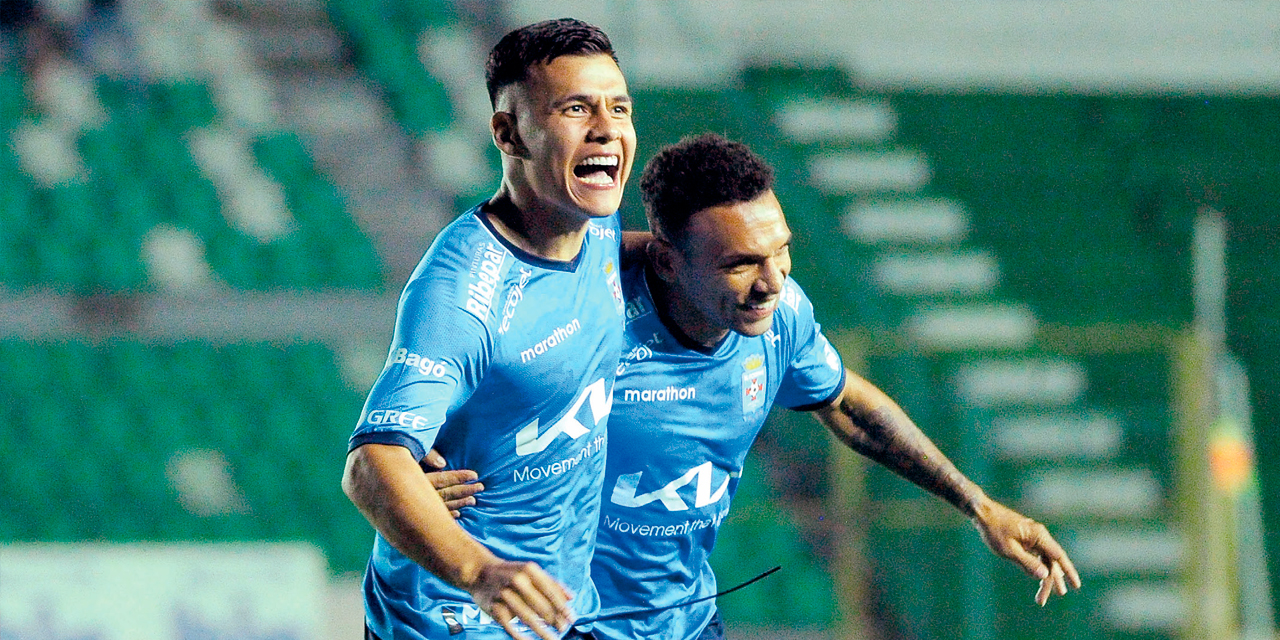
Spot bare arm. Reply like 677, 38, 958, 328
814, 370, 984, 516
813, 369, 1082, 604
343, 444, 572, 639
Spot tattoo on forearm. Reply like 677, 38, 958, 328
839, 404, 981, 517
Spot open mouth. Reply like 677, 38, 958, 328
741, 299, 776, 317
573, 155, 620, 186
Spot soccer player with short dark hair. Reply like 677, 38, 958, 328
437, 133, 1081, 639
586, 133, 1080, 639
343, 18, 637, 640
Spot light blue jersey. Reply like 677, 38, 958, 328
590, 264, 845, 640
349, 203, 625, 639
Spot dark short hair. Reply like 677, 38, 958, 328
485, 18, 617, 108
640, 133, 775, 247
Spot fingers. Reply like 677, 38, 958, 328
1035, 570, 1053, 607
976, 500, 1082, 605
1025, 523, 1082, 590
1035, 562, 1066, 606
426, 470, 483, 517
437, 476, 484, 501
491, 602, 532, 640
1054, 563, 1069, 596
474, 561, 575, 640
429, 469, 481, 491
512, 565, 574, 632
423, 448, 447, 469
1001, 538, 1051, 581
497, 589, 560, 640
526, 564, 575, 623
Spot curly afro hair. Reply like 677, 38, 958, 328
485, 18, 617, 108
639, 133, 774, 248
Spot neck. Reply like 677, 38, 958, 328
645, 266, 729, 351
486, 186, 592, 262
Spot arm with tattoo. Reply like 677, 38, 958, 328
813, 369, 1082, 604
815, 378, 984, 516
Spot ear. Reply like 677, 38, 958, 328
648, 238, 680, 283
491, 111, 528, 158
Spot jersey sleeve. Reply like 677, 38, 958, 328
774, 279, 846, 412
348, 262, 491, 461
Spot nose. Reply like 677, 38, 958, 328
755, 257, 785, 295
587, 110, 619, 143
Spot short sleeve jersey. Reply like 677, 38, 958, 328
589, 265, 845, 640
349, 203, 626, 640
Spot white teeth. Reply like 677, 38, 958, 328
579, 156, 619, 167
580, 172, 614, 185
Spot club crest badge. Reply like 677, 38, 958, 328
604, 260, 624, 315
741, 353, 766, 415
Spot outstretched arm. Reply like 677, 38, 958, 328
812, 369, 1082, 605
343, 444, 573, 639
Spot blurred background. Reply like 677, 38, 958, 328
0, 1, 1277, 638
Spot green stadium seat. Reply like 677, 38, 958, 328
87, 233, 145, 293
39, 182, 102, 232
394, 78, 453, 135
107, 173, 164, 233
30, 232, 91, 290
741, 64, 860, 104
138, 123, 196, 179
77, 126, 131, 181
202, 228, 262, 289
0, 167, 35, 284
157, 175, 221, 237
148, 81, 217, 130
252, 131, 312, 184
390, 0, 454, 32
0, 65, 26, 124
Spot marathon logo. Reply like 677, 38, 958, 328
622, 386, 696, 402
520, 318, 580, 364
465, 243, 506, 321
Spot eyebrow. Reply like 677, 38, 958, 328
719, 236, 792, 267
553, 94, 633, 108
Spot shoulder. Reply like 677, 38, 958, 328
412, 209, 491, 281
399, 212, 508, 333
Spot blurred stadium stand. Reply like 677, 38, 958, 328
2, 1, 1279, 639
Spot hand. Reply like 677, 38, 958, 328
468, 558, 576, 640
971, 498, 1081, 606
421, 449, 484, 518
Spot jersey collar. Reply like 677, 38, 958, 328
473, 199, 587, 273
